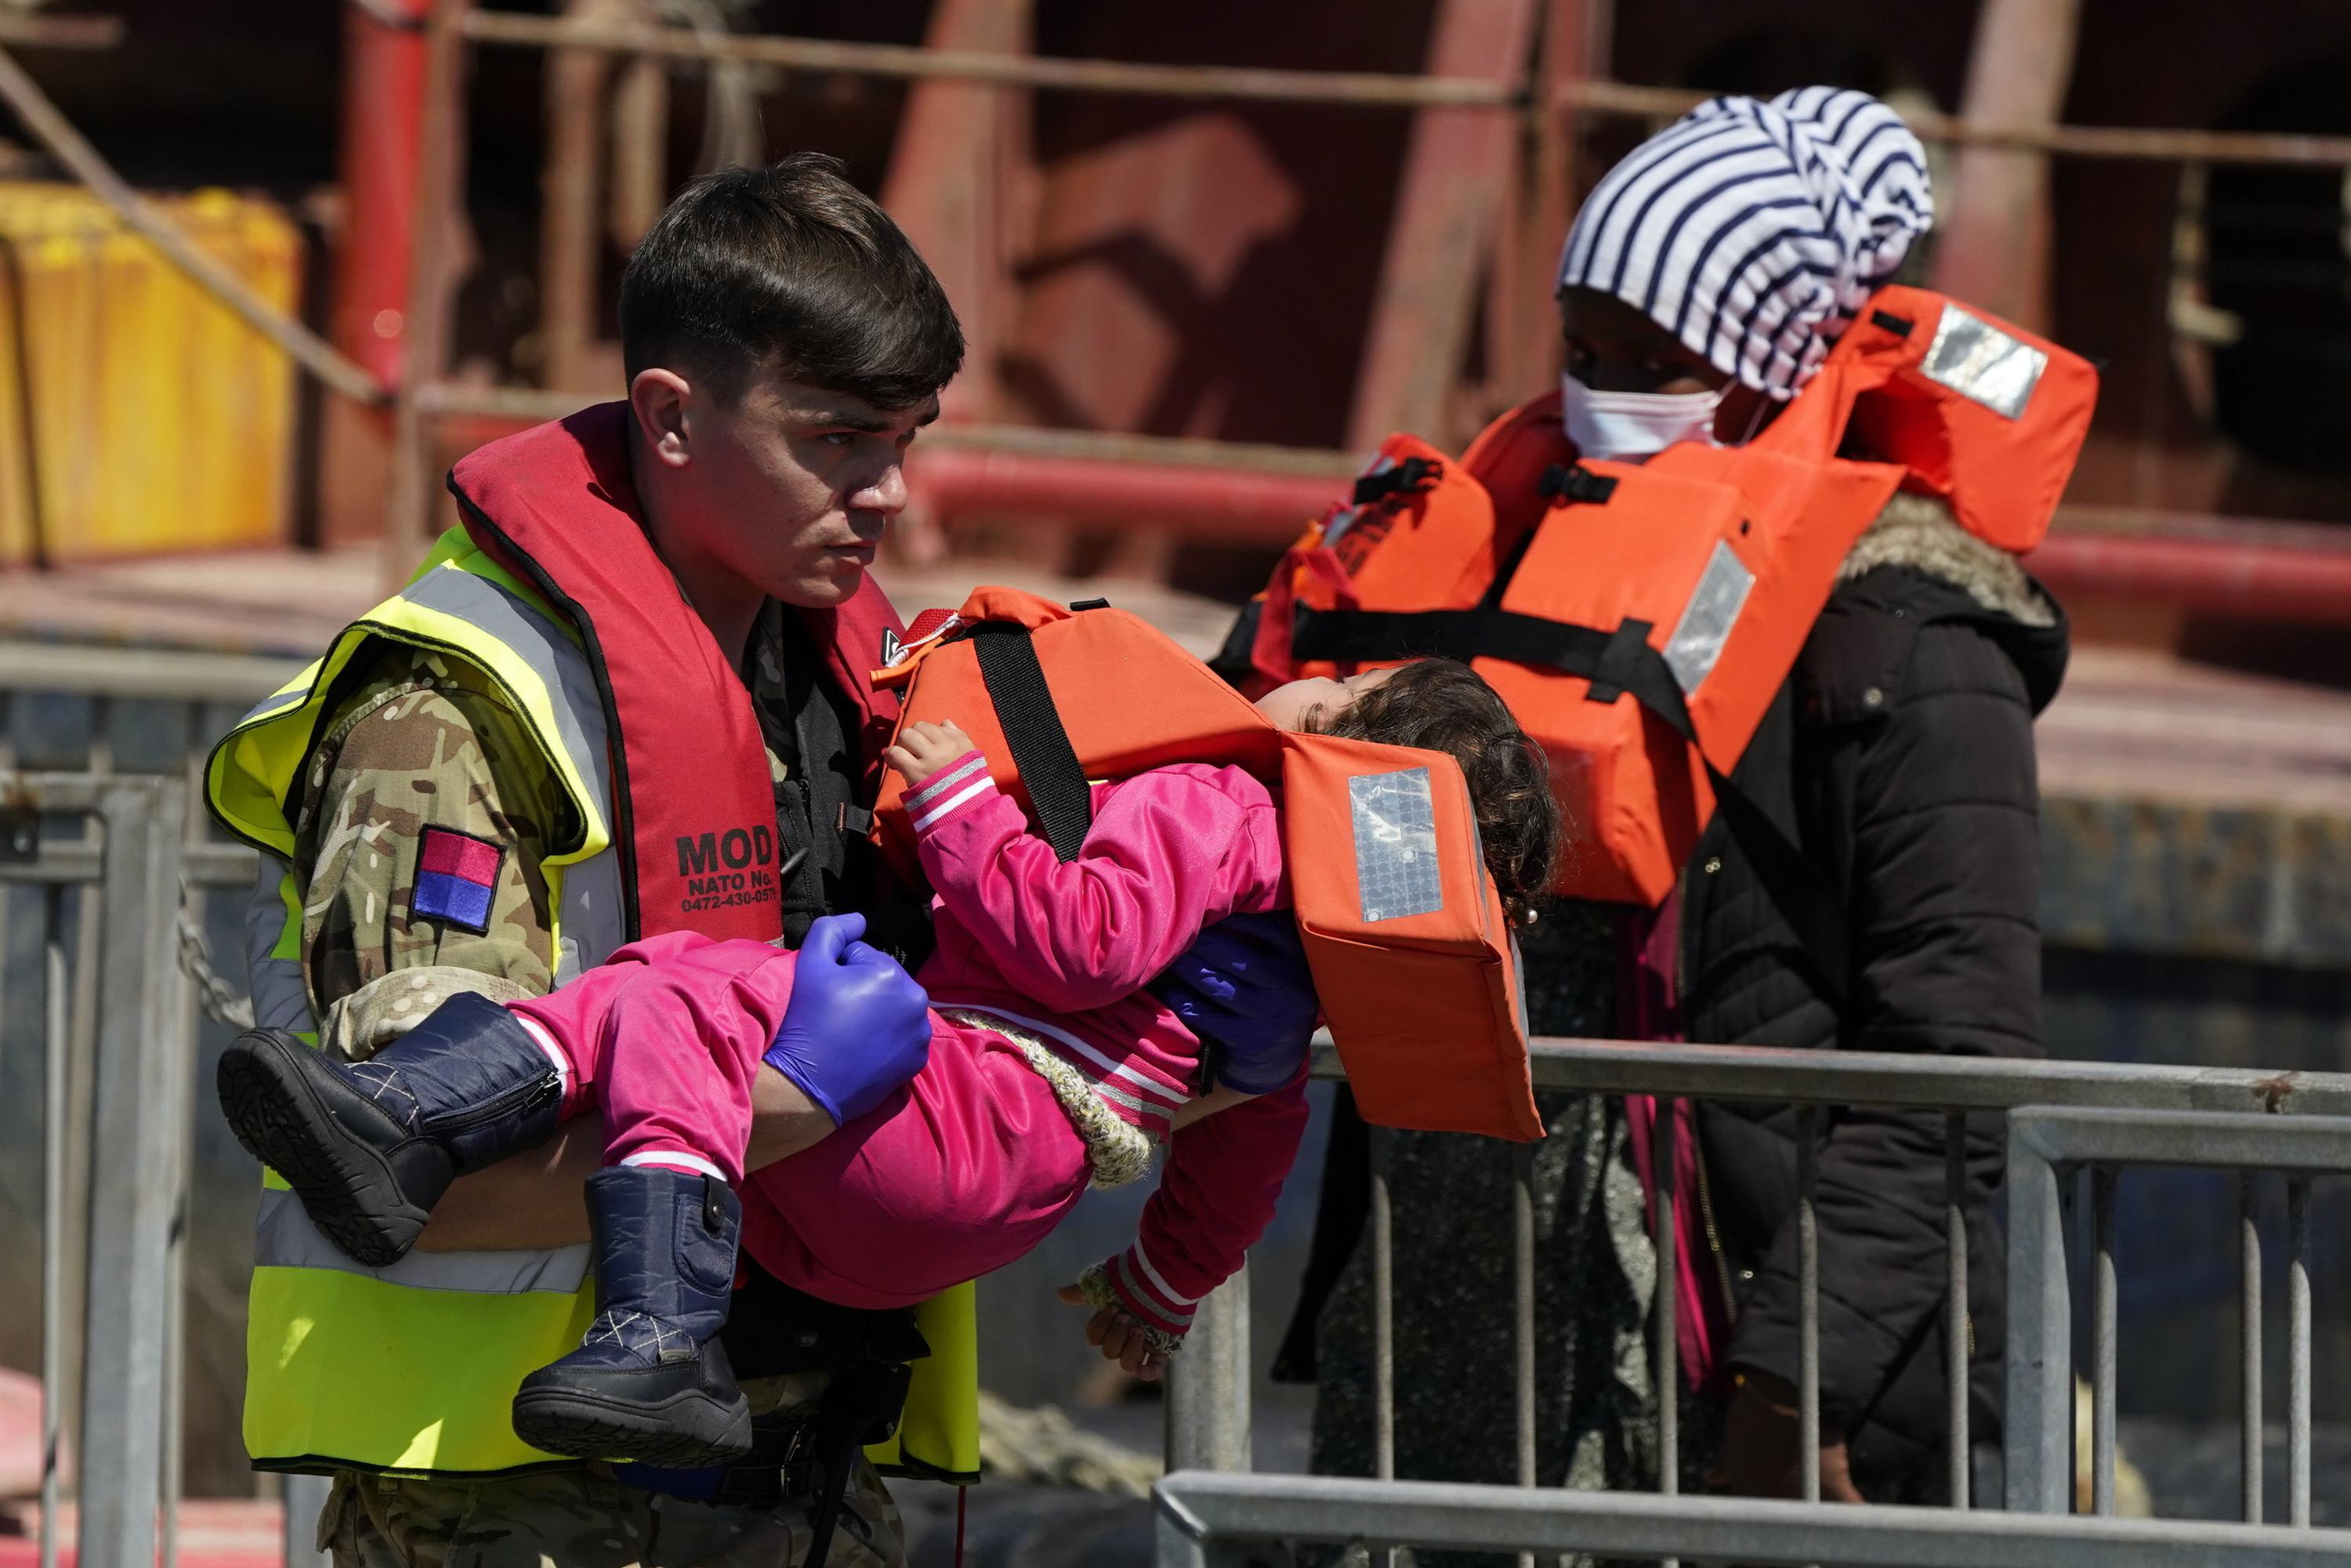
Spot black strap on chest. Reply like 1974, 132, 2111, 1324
1289, 594, 1854, 1011
966, 620, 1095, 863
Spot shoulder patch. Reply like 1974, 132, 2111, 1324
412, 826, 505, 934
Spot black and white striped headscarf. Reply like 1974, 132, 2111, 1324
1556, 87, 1933, 400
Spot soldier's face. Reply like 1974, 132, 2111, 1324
632, 367, 939, 608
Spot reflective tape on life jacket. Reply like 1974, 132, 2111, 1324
1233, 285, 2097, 909
872, 588, 1541, 1143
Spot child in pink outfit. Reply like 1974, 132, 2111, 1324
506, 741, 1302, 1350
219, 657, 1561, 1467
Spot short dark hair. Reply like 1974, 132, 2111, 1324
1308, 659, 1564, 925
620, 154, 965, 408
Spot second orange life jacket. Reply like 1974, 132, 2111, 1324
1223, 284, 2098, 907
870, 587, 1541, 1143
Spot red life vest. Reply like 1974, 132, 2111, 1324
448, 402, 905, 943
871, 588, 1541, 1143
1235, 285, 2097, 907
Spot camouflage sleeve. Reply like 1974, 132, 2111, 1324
292, 645, 581, 1059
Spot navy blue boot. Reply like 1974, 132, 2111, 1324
216, 993, 563, 1267
509, 1165, 752, 1465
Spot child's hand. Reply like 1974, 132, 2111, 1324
1055, 1282, 1170, 1382
885, 720, 978, 790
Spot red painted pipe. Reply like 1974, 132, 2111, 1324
2025, 531, 2351, 627
912, 445, 1337, 547
331, 0, 431, 385
911, 447, 2351, 627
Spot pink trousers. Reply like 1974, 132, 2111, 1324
505, 931, 1092, 1307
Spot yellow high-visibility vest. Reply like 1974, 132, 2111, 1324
205, 528, 979, 1481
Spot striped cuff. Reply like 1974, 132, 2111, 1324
904, 750, 998, 836
1078, 1262, 1187, 1358
1100, 1240, 1202, 1344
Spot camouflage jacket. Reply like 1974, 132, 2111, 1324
295, 603, 822, 1056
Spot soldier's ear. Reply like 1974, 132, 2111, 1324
629, 368, 694, 469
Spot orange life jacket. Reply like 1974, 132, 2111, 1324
870, 587, 1541, 1143
1228, 285, 2098, 907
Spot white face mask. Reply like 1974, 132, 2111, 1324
1559, 371, 1728, 463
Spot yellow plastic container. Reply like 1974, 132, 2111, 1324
0, 183, 300, 566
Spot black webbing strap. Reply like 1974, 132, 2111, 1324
1292, 603, 1853, 1007
967, 621, 1092, 863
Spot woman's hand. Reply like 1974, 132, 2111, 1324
885, 720, 978, 789
1055, 1282, 1171, 1382
1709, 1371, 1865, 1503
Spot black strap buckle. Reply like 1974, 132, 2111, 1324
1538, 462, 1617, 505
1583, 618, 1657, 706
1351, 454, 1444, 507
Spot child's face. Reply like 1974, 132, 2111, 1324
1253, 667, 1396, 733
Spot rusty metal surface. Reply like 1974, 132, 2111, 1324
876, 0, 1034, 428
462, 10, 1520, 107
449, 11, 2351, 168
1933, 0, 2085, 329
0, 14, 125, 50
1344, 0, 1539, 449
382, 0, 471, 588
535, 0, 628, 393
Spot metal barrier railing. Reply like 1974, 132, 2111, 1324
1164, 1039, 2351, 1560
1153, 1472, 2351, 1567
0, 770, 284, 1568
2005, 1106, 2351, 1523
3, 773, 189, 1568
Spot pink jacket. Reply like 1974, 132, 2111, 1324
904, 751, 1311, 1342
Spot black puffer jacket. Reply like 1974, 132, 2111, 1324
1681, 492, 2069, 1490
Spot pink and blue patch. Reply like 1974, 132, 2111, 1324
412, 827, 504, 934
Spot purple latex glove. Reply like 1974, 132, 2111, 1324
763, 913, 930, 1126
1152, 910, 1319, 1094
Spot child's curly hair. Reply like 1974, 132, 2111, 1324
1302, 659, 1562, 925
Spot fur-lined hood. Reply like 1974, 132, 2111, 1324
1838, 490, 2056, 628
1809, 488, 2070, 719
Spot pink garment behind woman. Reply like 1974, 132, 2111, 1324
1618, 887, 1730, 1395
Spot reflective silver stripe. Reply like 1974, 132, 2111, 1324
237, 685, 312, 726
556, 853, 625, 980
392, 568, 627, 975
1922, 302, 2048, 421
252, 1188, 591, 1295
1663, 539, 1757, 696
395, 568, 614, 831
241, 855, 313, 1032
248, 959, 312, 1032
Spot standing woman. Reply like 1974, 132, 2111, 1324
1295, 87, 2068, 1527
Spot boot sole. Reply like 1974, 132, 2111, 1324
510, 1385, 754, 1467
216, 1033, 429, 1269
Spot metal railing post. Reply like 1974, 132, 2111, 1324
1511, 1140, 1537, 1568
1943, 1112, 1970, 1508
74, 780, 188, 1568
1167, 1267, 1252, 1473
39, 886, 68, 1568
2241, 1173, 2264, 1524
2287, 1178, 2312, 1527
2003, 1114, 2072, 1514
282, 1475, 336, 1568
